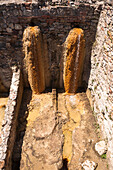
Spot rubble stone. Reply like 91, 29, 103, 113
95, 141, 107, 156
81, 160, 97, 170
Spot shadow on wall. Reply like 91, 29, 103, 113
68, 5, 102, 91
12, 89, 32, 170
21, 4, 102, 92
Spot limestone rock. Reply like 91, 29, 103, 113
63, 28, 85, 93
81, 160, 97, 170
95, 141, 107, 156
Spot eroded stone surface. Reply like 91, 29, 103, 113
30, 106, 56, 139
23, 26, 45, 94
58, 93, 108, 170
19, 93, 63, 170
63, 28, 85, 93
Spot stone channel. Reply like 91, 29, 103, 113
12, 88, 108, 170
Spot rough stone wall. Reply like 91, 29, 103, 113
0, 0, 112, 6
88, 3, 113, 169
0, 1, 102, 90
0, 67, 23, 169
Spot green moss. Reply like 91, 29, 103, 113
101, 153, 106, 159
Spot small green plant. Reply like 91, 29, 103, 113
105, 106, 108, 112
94, 122, 100, 131
92, 79, 94, 84
92, 106, 94, 112
96, 124, 100, 130
101, 153, 106, 159
98, 135, 100, 138
96, 63, 99, 67
94, 85, 97, 91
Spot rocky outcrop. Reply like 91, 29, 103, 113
63, 28, 85, 93
23, 26, 45, 94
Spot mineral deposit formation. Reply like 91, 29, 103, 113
23, 26, 45, 94
64, 28, 85, 93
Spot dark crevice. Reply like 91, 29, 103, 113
76, 86, 86, 93
12, 88, 32, 170
60, 159, 68, 170
56, 88, 58, 112
43, 87, 52, 93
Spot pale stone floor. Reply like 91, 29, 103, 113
12, 89, 108, 170
0, 96, 8, 133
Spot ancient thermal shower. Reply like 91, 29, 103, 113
23, 26, 85, 94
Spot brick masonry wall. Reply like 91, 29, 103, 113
0, 2, 102, 89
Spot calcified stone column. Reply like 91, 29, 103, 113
63, 28, 85, 93
23, 26, 45, 94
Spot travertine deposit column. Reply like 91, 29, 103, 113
23, 26, 45, 94
63, 28, 85, 93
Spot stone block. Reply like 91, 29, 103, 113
81, 160, 97, 170
15, 24, 22, 30
95, 141, 107, 156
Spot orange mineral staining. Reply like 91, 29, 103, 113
64, 28, 85, 94
23, 26, 45, 94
